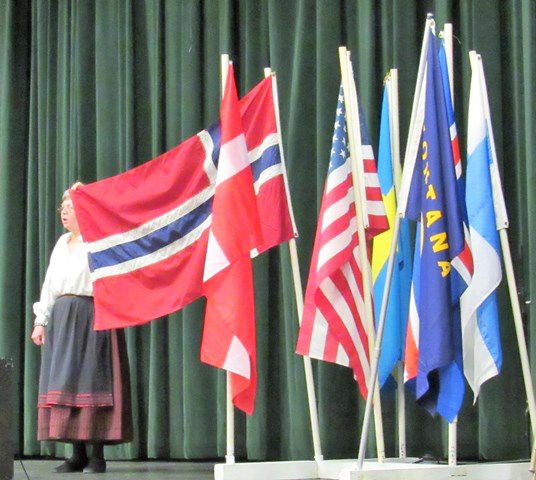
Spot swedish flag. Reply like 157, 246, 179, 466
371, 79, 413, 388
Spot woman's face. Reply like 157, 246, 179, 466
59, 198, 80, 234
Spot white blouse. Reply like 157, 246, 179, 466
33, 233, 93, 326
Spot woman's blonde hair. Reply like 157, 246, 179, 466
62, 181, 84, 201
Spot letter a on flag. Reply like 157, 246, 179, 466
404, 30, 466, 422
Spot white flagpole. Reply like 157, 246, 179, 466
397, 14, 434, 215
220, 54, 235, 466
339, 46, 386, 464
264, 67, 324, 462
346, 54, 371, 231
470, 51, 536, 439
443, 24, 454, 102
387, 69, 406, 459
347, 50, 387, 463
443, 22, 458, 468
356, 15, 434, 471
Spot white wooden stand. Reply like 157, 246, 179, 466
215, 459, 531, 480
338, 461, 531, 480
214, 460, 317, 480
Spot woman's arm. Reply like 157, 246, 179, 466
31, 237, 64, 344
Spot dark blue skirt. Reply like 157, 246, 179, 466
37, 295, 132, 443
38, 295, 113, 407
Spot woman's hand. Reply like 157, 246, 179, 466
31, 326, 46, 346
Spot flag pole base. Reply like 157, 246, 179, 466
214, 460, 317, 480
335, 460, 531, 480
214, 459, 531, 480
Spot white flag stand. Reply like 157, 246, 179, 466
335, 15, 534, 480
215, 30, 534, 480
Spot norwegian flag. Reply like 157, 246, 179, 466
200, 64, 262, 415
71, 75, 295, 332
296, 86, 388, 398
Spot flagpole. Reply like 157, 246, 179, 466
355, 16, 433, 472
443, 22, 458, 468
264, 69, 299, 238
347, 50, 386, 464
264, 67, 324, 462
470, 51, 536, 440
357, 215, 402, 470
443, 24, 454, 102
387, 68, 406, 459
346, 53, 371, 231
339, 46, 386, 464
220, 54, 236, 466
398, 14, 434, 215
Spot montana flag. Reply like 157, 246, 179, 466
296, 86, 387, 398
371, 80, 412, 388
200, 64, 261, 415
404, 30, 466, 422
460, 54, 503, 400
71, 75, 295, 331
403, 39, 474, 394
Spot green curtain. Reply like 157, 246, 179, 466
1, 0, 534, 462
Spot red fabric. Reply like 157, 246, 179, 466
71, 135, 208, 241
201, 258, 257, 414
70, 74, 294, 331
200, 66, 261, 415
38, 330, 132, 443
240, 77, 294, 253
208, 64, 262, 260
91, 232, 208, 330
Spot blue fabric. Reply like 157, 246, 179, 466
405, 31, 465, 422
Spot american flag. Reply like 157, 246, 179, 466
296, 86, 387, 398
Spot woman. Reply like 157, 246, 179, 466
31, 184, 132, 474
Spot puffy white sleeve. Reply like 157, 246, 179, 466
33, 240, 61, 327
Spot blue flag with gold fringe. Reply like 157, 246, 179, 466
405, 30, 466, 422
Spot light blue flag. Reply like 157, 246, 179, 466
460, 54, 503, 400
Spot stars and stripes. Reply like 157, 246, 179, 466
359, 112, 390, 237
296, 86, 387, 398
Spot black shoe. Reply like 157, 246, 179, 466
54, 457, 89, 473
83, 457, 106, 474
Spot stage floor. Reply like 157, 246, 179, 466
12, 459, 320, 480
13, 460, 216, 479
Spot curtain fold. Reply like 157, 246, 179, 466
1, 0, 534, 461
